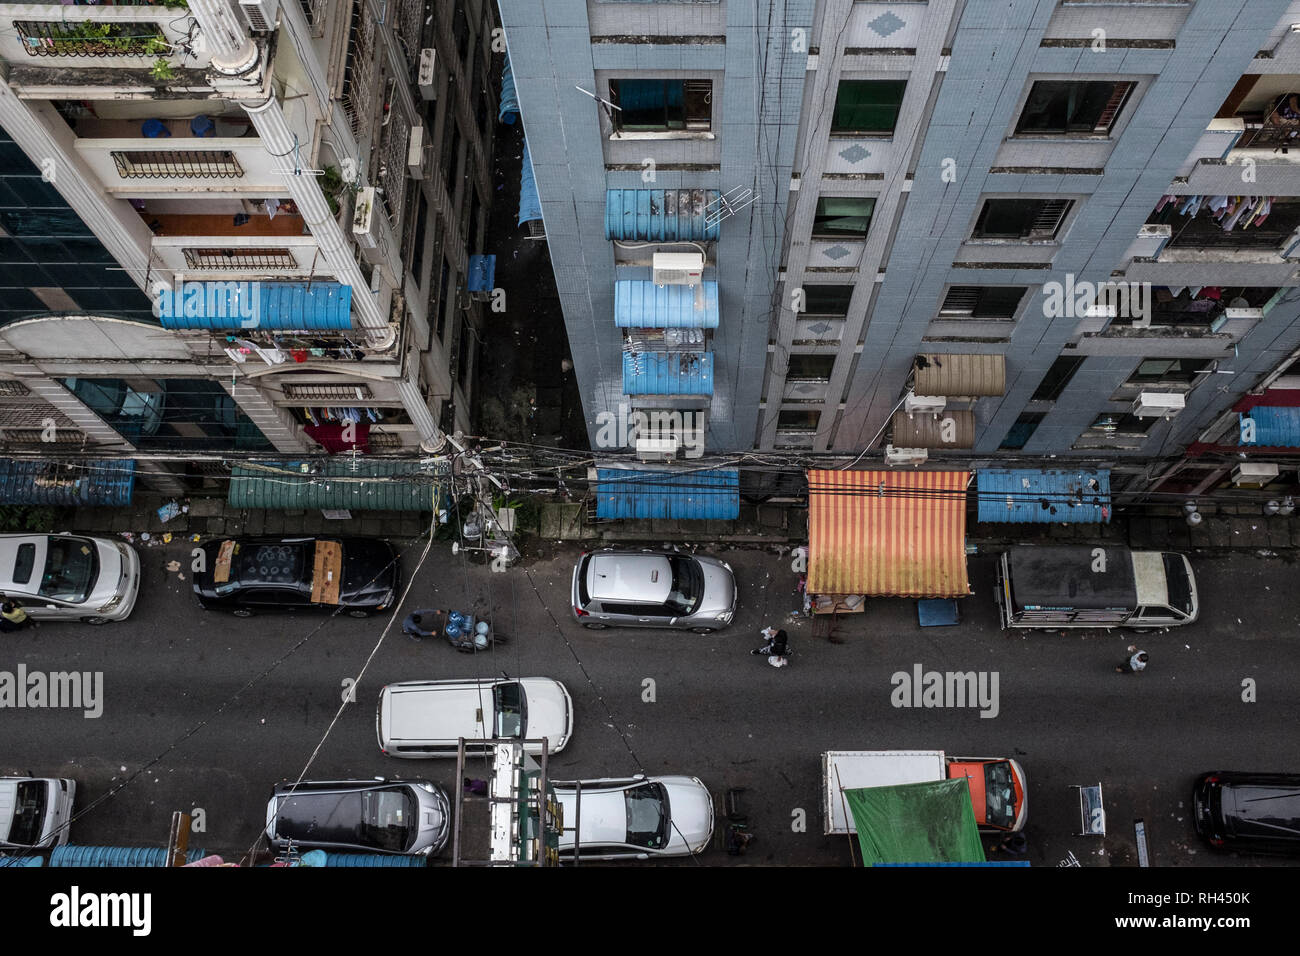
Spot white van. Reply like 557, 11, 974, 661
996, 545, 1198, 630
0, 777, 75, 848
376, 677, 573, 758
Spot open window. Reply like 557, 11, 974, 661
972, 198, 1073, 241
609, 79, 712, 133
1015, 80, 1136, 136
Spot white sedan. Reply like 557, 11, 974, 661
0, 533, 139, 624
553, 775, 714, 861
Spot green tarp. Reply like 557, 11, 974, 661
845, 779, 986, 865
228, 460, 445, 512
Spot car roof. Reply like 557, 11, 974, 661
1221, 779, 1300, 839
587, 553, 673, 604
385, 681, 498, 740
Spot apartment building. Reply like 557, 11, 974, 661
0, 0, 496, 491
500, 0, 1300, 497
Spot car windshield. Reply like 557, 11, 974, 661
984, 761, 1018, 828
6, 781, 47, 846
1162, 554, 1194, 616
494, 681, 527, 738
666, 557, 703, 615
358, 788, 417, 851
38, 537, 98, 603
625, 782, 670, 849
238, 544, 304, 586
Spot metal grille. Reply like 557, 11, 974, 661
0, 381, 30, 397
1030, 200, 1072, 237
398, 0, 425, 58
369, 430, 403, 448
112, 150, 244, 179
379, 120, 410, 226
2, 427, 85, 445
183, 248, 297, 270
283, 383, 374, 401
299, 0, 328, 35
13, 19, 166, 57
342, 2, 376, 137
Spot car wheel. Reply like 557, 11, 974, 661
691, 626, 716, 634
80, 616, 110, 625
347, 610, 370, 619
231, 608, 254, 618
581, 622, 608, 630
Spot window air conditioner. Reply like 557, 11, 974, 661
1231, 462, 1279, 487
418, 49, 437, 100
652, 252, 703, 288
904, 392, 946, 416
239, 0, 281, 33
1131, 391, 1185, 419
885, 445, 929, 466
407, 125, 425, 179
352, 186, 379, 250
636, 437, 678, 462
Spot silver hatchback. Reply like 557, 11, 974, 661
571, 549, 737, 633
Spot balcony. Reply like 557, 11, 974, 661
1179, 83, 1300, 190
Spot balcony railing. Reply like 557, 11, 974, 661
183, 248, 299, 270
112, 149, 244, 179
14, 19, 168, 58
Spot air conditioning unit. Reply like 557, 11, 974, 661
636, 437, 678, 463
351, 186, 379, 250
885, 445, 929, 466
1231, 462, 1279, 488
407, 125, 425, 179
1131, 391, 1186, 419
418, 49, 437, 100
904, 392, 946, 416
239, 0, 281, 33
652, 252, 704, 288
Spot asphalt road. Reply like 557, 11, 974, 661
4, 535, 1299, 867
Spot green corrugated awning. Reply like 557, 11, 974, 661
845, 779, 986, 866
228, 460, 446, 512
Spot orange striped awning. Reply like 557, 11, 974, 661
806, 469, 971, 598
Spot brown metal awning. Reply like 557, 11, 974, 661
913, 354, 1005, 396
891, 409, 976, 448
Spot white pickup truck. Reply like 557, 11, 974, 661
822, 750, 1027, 834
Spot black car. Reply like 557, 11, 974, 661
1192, 771, 1300, 854
264, 779, 450, 856
193, 536, 399, 617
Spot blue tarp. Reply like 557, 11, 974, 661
499, 55, 518, 124
595, 468, 739, 520
1239, 407, 1300, 447
519, 139, 542, 227
50, 846, 206, 867
159, 281, 352, 331
614, 280, 719, 329
605, 189, 721, 241
0, 458, 134, 506
467, 254, 496, 293
976, 469, 1110, 524
623, 350, 713, 395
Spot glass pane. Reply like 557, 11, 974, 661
974, 199, 1039, 238
832, 80, 906, 132
802, 285, 854, 315
1031, 356, 1085, 401
39, 535, 98, 603
787, 354, 835, 379
814, 197, 875, 238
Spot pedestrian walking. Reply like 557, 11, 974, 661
1116, 648, 1148, 674
751, 627, 790, 667
0, 597, 31, 632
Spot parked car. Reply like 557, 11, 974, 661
264, 778, 450, 857
377, 677, 573, 757
1193, 771, 1300, 854
192, 536, 398, 617
570, 549, 737, 633
946, 757, 1028, 832
552, 774, 714, 860
0, 777, 75, 849
0, 533, 138, 624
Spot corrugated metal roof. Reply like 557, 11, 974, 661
614, 280, 719, 329
890, 410, 975, 449
595, 468, 739, 519
1239, 407, 1300, 447
0, 458, 134, 506
807, 469, 970, 598
605, 189, 721, 241
913, 354, 1005, 397
518, 139, 542, 227
159, 281, 352, 331
499, 55, 518, 124
976, 469, 1111, 524
622, 350, 713, 395
228, 460, 446, 511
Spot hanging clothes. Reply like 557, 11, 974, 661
305, 423, 370, 454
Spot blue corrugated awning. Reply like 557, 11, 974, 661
595, 468, 739, 520
1239, 407, 1300, 447
519, 139, 542, 227
159, 281, 352, 331
615, 280, 719, 329
976, 469, 1110, 524
605, 189, 721, 241
0, 458, 134, 506
623, 350, 713, 395
499, 55, 518, 124
467, 255, 496, 293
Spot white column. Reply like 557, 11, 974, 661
396, 351, 447, 453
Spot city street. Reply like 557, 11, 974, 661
3, 535, 1299, 867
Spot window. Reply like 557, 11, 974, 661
1015, 80, 1136, 135
436, 259, 451, 340
800, 285, 853, 316
7, 781, 46, 846
972, 199, 1072, 240
626, 783, 671, 850
1129, 358, 1209, 384
831, 80, 906, 134
112, 151, 244, 179
1031, 356, 1085, 401
813, 197, 875, 240
1149, 286, 1276, 327
493, 682, 525, 738
777, 409, 821, 431
410, 191, 429, 281
609, 79, 712, 132
1089, 412, 1156, 435
940, 286, 1027, 320
787, 355, 836, 380
13, 542, 36, 585
999, 412, 1046, 450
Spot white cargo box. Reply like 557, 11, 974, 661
822, 750, 947, 835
